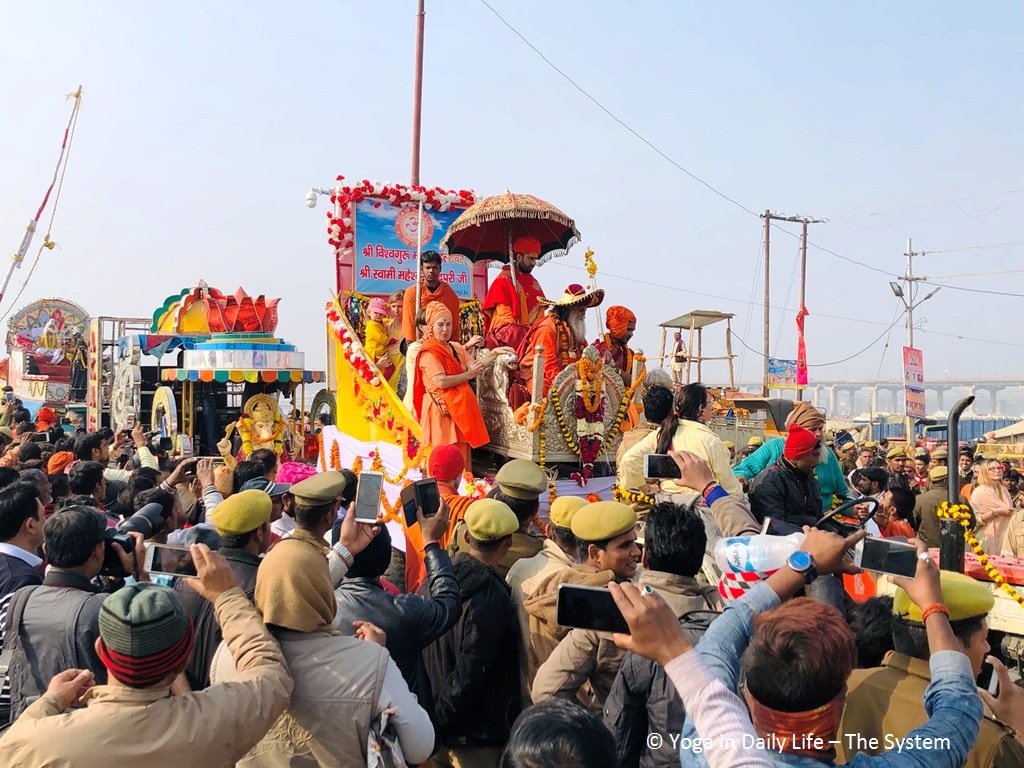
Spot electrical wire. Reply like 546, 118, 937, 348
917, 280, 1023, 298
729, 309, 907, 367
477, 0, 760, 218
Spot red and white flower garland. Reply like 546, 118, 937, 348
326, 303, 380, 386
325, 177, 476, 262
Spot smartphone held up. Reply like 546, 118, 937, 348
145, 543, 198, 579
556, 584, 630, 634
852, 537, 919, 578
400, 478, 441, 528
354, 471, 384, 523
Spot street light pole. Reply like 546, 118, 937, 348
896, 238, 940, 444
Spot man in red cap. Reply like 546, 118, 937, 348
593, 305, 637, 386
404, 444, 474, 593
482, 237, 548, 335
748, 423, 823, 528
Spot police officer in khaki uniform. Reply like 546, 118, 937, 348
449, 459, 548, 579
839, 572, 1024, 767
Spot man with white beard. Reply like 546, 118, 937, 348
519, 284, 604, 398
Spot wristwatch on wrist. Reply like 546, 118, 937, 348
787, 551, 817, 584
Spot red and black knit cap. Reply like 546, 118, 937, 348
97, 583, 194, 688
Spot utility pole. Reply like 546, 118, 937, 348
891, 238, 940, 444
410, 0, 425, 186
759, 211, 827, 399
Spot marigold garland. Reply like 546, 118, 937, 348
537, 419, 557, 505
318, 433, 327, 472
329, 439, 341, 471
577, 357, 604, 414
937, 502, 1024, 609
613, 485, 657, 506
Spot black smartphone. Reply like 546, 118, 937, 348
400, 479, 441, 528
977, 661, 999, 696
556, 584, 630, 634
643, 454, 681, 480
854, 537, 919, 577
355, 471, 384, 523
30, 433, 48, 443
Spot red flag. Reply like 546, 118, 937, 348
796, 303, 809, 386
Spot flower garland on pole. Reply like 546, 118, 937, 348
937, 502, 1024, 609
325, 177, 475, 265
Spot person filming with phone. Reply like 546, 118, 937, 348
609, 530, 985, 768
839, 571, 1024, 766
0, 544, 294, 767
334, 495, 460, 719
1, 506, 147, 723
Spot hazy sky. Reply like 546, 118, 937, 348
2, 1, 1022, 388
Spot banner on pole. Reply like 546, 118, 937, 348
353, 199, 472, 298
767, 358, 798, 389
902, 346, 924, 391
905, 389, 927, 419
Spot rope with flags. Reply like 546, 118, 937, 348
1, 86, 84, 317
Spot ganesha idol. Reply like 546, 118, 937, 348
224, 394, 290, 461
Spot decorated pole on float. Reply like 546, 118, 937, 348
2, 86, 83, 308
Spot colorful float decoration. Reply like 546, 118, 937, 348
1, 298, 89, 413
105, 281, 322, 455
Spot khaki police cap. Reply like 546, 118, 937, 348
931, 449, 948, 460
722, 440, 735, 450
549, 496, 588, 529
571, 501, 637, 542
893, 571, 993, 623
289, 470, 347, 506
464, 498, 519, 542
886, 446, 908, 460
928, 465, 948, 481
495, 459, 548, 500
210, 489, 272, 537
747, 436, 764, 447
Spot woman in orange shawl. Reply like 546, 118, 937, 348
413, 303, 509, 471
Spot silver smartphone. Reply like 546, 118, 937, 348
144, 543, 197, 579
853, 537, 918, 577
354, 471, 384, 523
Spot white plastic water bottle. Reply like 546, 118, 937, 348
714, 533, 805, 573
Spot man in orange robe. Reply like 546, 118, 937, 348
402, 250, 462, 343
593, 305, 637, 387
482, 237, 547, 332
520, 284, 604, 397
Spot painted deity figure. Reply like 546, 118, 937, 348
235, 394, 285, 457
34, 319, 65, 364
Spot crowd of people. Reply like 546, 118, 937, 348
0, 371, 1019, 767
1, 237, 1023, 766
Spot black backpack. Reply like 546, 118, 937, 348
0, 585, 40, 731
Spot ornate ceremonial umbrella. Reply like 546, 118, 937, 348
440, 191, 581, 266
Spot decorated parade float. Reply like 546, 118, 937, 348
102, 282, 323, 458
314, 178, 648, 514
0, 298, 90, 417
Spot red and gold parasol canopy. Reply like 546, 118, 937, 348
440, 191, 581, 266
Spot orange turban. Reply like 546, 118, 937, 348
423, 302, 453, 340
606, 306, 636, 338
47, 451, 75, 475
